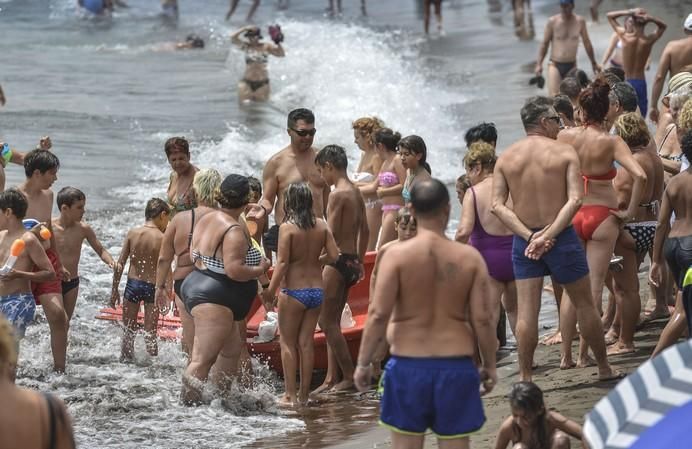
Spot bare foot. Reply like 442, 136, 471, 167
331, 379, 355, 392
311, 382, 334, 396
607, 342, 635, 356
541, 331, 562, 346
604, 330, 619, 346
560, 356, 576, 370
639, 307, 670, 326
597, 369, 626, 381
277, 394, 295, 407
577, 355, 596, 368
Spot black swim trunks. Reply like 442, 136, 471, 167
551, 60, 576, 79
61, 277, 80, 296
330, 253, 362, 288
263, 224, 280, 253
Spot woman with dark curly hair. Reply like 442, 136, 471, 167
180, 174, 270, 405
556, 76, 646, 366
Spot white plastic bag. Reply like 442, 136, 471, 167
255, 311, 278, 342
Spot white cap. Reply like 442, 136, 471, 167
685, 13, 692, 31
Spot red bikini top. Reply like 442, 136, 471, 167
582, 167, 617, 181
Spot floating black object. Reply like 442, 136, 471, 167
529, 75, 545, 89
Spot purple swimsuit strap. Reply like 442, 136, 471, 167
470, 187, 491, 238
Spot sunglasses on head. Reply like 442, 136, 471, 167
290, 127, 317, 137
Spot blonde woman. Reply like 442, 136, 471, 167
352, 116, 384, 251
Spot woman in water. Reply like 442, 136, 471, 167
231, 25, 285, 104
361, 128, 406, 249
262, 183, 339, 405
165, 137, 199, 215
398, 134, 431, 205
180, 174, 270, 405
557, 76, 646, 368
457, 141, 517, 338
155, 169, 222, 358
0, 315, 76, 448
607, 113, 663, 355
352, 116, 384, 251
495, 382, 582, 449
650, 130, 692, 356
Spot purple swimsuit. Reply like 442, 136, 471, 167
468, 187, 515, 283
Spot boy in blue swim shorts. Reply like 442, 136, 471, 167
354, 179, 498, 449
0, 189, 56, 376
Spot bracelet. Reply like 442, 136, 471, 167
356, 362, 371, 369
527, 232, 535, 242
260, 204, 268, 215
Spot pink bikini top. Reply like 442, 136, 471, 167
378, 171, 399, 187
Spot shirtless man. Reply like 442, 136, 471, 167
111, 198, 170, 361
650, 15, 692, 123
17, 149, 70, 373
0, 189, 54, 371
491, 96, 617, 383
313, 145, 368, 393
53, 187, 115, 323
354, 179, 497, 449
535, 0, 600, 96
248, 108, 329, 254
607, 8, 666, 117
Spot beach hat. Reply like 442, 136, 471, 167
685, 13, 692, 31
220, 174, 250, 200
666, 71, 692, 96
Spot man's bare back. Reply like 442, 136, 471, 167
383, 231, 485, 358
495, 136, 579, 229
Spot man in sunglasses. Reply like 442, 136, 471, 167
491, 96, 617, 383
247, 108, 329, 256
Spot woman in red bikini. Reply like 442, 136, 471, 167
556, 76, 647, 368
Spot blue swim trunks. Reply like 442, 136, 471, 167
281, 288, 324, 309
0, 292, 36, 339
81, 0, 105, 14
512, 225, 589, 285
124, 278, 156, 304
379, 356, 485, 438
626, 78, 648, 117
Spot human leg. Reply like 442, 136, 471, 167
501, 281, 518, 338
562, 275, 616, 380
365, 200, 382, 251
182, 304, 234, 405
209, 320, 242, 393
515, 278, 544, 382
143, 302, 159, 356
176, 294, 194, 359
378, 210, 398, 249
278, 292, 305, 405
297, 305, 321, 404
609, 244, 639, 355
62, 282, 79, 323
246, 0, 260, 21
547, 63, 563, 97
318, 266, 354, 392
559, 290, 577, 369
40, 293, 68, 372
437, 437, 470, 449
423, 0, 431, 34
391, 432, 425, 449
120, 299, 139, 361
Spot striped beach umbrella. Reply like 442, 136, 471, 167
583, 339, 692, 449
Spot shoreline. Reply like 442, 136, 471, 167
319, 273, 669, 449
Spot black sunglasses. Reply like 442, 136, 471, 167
290, 127, 317, 137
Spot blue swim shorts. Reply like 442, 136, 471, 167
379, 356, 485, 439
626, 78, 648, 118
0, 292, 36, 339
512, 225, 589, 285
124, 278, 156, 304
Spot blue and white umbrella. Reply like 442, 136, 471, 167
583, 339, 692, 449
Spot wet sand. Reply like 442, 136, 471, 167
248, 269, 673, 449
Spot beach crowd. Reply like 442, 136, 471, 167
1, 1, 692, 448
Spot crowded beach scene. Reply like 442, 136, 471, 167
1, 0, 692, 448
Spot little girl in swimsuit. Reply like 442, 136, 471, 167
361, 128, 406, 249
262, 183, 339, 406
495, 382, 582, 449
398, 134, 432, 205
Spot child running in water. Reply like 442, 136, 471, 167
262, 183, 339, 405
495, 382, 582, 449
53, 187, 116, 324
110, 198, 170, 361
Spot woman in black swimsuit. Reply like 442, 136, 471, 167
155, 169, 222, 358
230, 25, 284, 103
180, 174, 270, 405
0, 315, 76, 449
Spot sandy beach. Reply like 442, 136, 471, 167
323, 272, 668, 449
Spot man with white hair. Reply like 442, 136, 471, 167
650, 14, 692, 123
